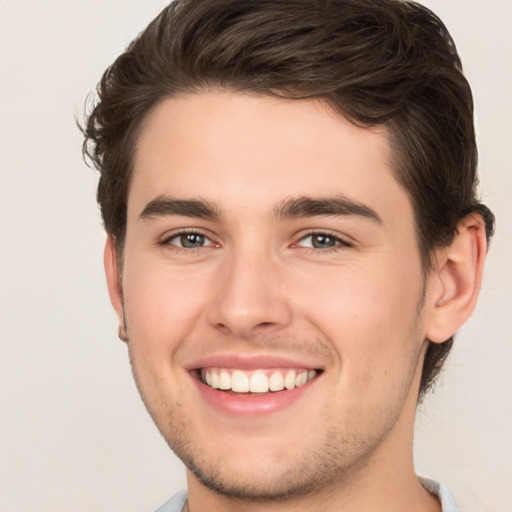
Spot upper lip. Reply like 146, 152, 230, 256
185, 353, 325, 371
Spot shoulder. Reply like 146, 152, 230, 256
420, 477, 460, 512
154, 483, 459, 512
154, 490, 188, 512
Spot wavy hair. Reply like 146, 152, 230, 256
83, 0, 494, 397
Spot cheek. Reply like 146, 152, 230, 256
122, 262, 211, 352
293, 262, 424, 369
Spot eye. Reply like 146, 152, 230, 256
296, 232, 351, 250
164, 231, 215, 249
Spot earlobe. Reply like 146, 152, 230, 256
425, 214, 488, 344
104, 236, 127, 342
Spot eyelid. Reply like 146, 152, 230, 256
296, 228, 354, 245
159, 228, 219, 248
294, 230, 354, 248
157, 228, 353, 251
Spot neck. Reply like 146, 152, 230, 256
185, 390, 440, 512
186, 466, 440, 512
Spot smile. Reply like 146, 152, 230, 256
200, 367, 318, 393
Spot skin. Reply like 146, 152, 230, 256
104, 91, 487, 512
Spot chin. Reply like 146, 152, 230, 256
163, 418, 372, 503
184, 453, 341, 502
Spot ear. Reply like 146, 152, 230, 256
104, 236, 127, 342
425, 213, 488, 344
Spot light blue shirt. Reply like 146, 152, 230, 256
154, 490, 187, 512
420, 477, 460, 512
155, 479, 460, 511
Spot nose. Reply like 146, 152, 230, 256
206, 247, 293, 338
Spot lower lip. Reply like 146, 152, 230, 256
191, 373, 318, 417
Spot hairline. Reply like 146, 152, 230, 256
113, 87, 440, 277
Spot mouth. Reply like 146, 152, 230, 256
198, 367, 319, 395
187, 355, 325, 415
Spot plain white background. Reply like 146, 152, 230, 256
0, 1, 510, 511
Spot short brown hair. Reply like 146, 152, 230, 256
82, 0, 494, 398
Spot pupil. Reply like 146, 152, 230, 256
181, 233, 204, 248
312, 234, 335, 248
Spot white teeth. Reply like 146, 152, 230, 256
202, 368, 318, 393
269, 371, 285, 391
211, 371, 219, 389
219, 370, 231, 390
250, 371, 269, 393
232, 370, 250, 392
295, 371, 307, 387
284, 370, 296, 390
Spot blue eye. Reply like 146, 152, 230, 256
310, 234, 338, 248
166, 232, 213, 249
298, 233, 350, 249
180, 233, 206, 248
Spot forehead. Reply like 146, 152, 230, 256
130, 91, 412, 226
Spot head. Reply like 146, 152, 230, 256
83, 0, 494, 501
83, 0, 494, 400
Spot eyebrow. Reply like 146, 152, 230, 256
138, 194, 381, 224
139, 196, 221, 221
273, 196, 382, 224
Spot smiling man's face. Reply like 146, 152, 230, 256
105, 91, 438, 501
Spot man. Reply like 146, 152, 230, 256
82, 1, 494, 510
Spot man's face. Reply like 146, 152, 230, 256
110, 92, 435, 499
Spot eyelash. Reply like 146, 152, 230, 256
160, 229, 217, 251
159, 229, 353, 256
294, 231, 353, 253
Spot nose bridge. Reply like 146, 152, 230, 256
207, 240, 292, 336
